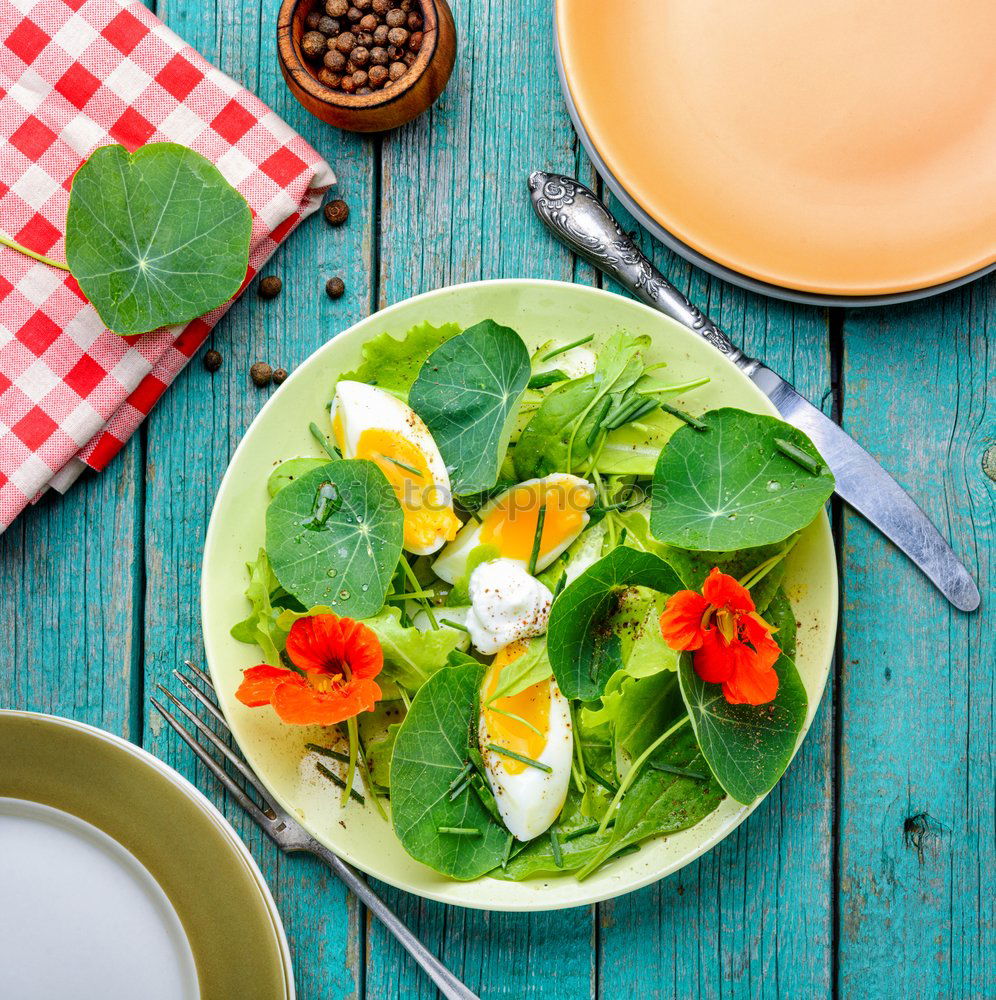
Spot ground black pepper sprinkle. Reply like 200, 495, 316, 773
258, 275, 282, 299
250, 361, 273, 387
203, 349, 222, 373
326, 276, 346, 299
324, 199, 349, 226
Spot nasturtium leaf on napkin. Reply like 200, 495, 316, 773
651, 408, 835, 551
408, 319, 531, 495
265, 460, 403, 618
65, 143, 252, 336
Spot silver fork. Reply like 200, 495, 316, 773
151, 661, 480, 1000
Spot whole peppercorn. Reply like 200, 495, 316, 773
387, 26, 409, 45
346, 6, 362, 22
324, 47, 346, 70
335, 31, 356, 52
301, 31, 326, 59
203, 349, 222, 373
406, 10, 422, 30
355, 0, 372, 8
372, 0, 390, 13
317, 15, 338, 33
305, 10, 322, 29
368, 63, 389, 87
373, 23, 389, 44
357, 87, 372, 94
250, 361, 273, 387
352, 69, 368, 87
369, 46, 388, 65
351, 45, 370, 66
317, 68, 342, 88
272, 368, 289, 385
385, 8, 405, 27
359, 13, 378, 30
325, 0, 348, 14
258, 275, 282, 299
340, 74, 357, 92
355, 30, 374, 46
388, 60, 407, 81
326, 276, 346, 299
387, 44, 402, 59
402, 50, 416, 67
345, 59, 358, 74
400, 0, 413, 10
407, 30, 422, 52
324, 199, 349, 226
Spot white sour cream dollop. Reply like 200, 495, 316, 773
465, 558, 553, 655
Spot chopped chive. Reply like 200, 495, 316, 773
439, 617, 470, 633
527, 503, 547, 576
562, 821, 613, 842
399, 558, 439, 630
315, 762, 365, 804
608, 843, 641, 862
550, 828, 564, 868
385, 588, 441, 602
552, 572, 567, 601
540, 333, 594, 362
528, 369, 569, 390
343, 716, 360, 808
485, 704, 544, 736
309, 421, 340, 459
587, 396, 613, 446
446, 761, 475, 795
448, 774, 474, 801
501, 832, 514, 869
377, 452, 423, 477
618, 527, 628, 547
437, 826, 480, 836
774, 437, 822, 475
649, 762, 709, 781
658, 401, 707, 431
306, 743, 351, 765
486, 743, 553, 773
586, 769, 619, 795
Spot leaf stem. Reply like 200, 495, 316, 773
343, 717, 359, 808
527, 503, 547, 576
540, 334, 594, 362
737, 536, 799, 593
309, 422, 340, 460
0, 231, 70, 271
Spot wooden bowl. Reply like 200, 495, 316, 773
277, 0, 456, 133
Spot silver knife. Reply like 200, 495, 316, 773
528, 171, 981, 613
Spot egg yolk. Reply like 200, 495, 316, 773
480, 479, 593, 563
481, 641, 550, 775
349, 426, 460, 551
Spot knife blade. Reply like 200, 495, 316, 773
528, 170, 981, 612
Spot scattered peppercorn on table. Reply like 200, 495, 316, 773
1, 0, 992, 997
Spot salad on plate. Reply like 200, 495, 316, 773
229, 318, 835, 882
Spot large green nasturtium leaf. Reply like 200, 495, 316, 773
265, 460, 403, 619
651, 408, 834, 551
65, 143, 252, 336
408, 319, 531, 495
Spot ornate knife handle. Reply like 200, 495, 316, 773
528, 171, 748, 367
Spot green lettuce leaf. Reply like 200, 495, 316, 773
230, 549, 288, 665
486, 638, 552, 702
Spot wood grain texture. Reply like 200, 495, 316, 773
595, 201, 837, 1000
837, 281, 994, 999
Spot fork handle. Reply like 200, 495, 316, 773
305, 839, 481, 1000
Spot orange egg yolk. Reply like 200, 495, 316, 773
481, 641, 550, 775
480, 479, 593, 563
340, 424, 459, 551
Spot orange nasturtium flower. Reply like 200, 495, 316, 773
236, 613, 383, 725
659, 567, 781, 706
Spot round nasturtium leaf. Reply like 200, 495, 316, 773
65, 143, 252, 336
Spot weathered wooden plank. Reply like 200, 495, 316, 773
0, 440, 142, 738
141, 0, 377, 995
366, 0, 599, 996
596, 197, 836, 1000
837, 281, 995, 998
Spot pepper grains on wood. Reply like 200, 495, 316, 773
299, 0, 424, 94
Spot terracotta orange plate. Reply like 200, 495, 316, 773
557, 0, 996, 303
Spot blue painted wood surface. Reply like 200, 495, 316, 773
1, 0, 993, 996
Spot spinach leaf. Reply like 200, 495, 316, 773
765, 588, 797, 660
614, 670, 684, 769
337, 321, 460, 398
267, 457, 329, 497
678, 651, 808, 805
651, 408, 834, 550
390, 662, 508, 879
266, 460, 403, 618
547, 548, 682, 700
65, 143, 252, 336
597, 409, 682, 475
408, 320, 531, 494
229, 549, 288, 665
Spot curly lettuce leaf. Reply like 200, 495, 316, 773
230, 549, 288, 665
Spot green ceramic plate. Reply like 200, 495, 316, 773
202, 279, 838, 912
0, 711, 294, 998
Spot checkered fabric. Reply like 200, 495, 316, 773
0, 0, 335, 531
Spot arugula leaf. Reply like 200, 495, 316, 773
547, 548, 683, 700
678, 651, 808, 805
337, 321, 460, 397
267, 457, 329, 498
408, 319, 531, 494
651, 408, 835, 550
390, 662, 508, 879
486, 638, 552, 702
266, 460, 403, 618
229, 549, 288, 665
64, 143, 252, 336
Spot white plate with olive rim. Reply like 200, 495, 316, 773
201, 278, 838, 912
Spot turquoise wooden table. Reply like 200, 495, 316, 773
2, 0, 994, 996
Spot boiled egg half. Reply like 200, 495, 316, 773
433, 474, 596, 584
330, 380, 460, 556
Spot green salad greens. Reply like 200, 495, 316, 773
229, 317, 835, 884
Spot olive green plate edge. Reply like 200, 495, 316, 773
0, 711, 294, 999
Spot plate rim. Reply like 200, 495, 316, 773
553, 4, 996, 308
0, 710, 296, 998
201, 277, 839, 911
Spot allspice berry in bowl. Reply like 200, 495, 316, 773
277, 0, 455, 132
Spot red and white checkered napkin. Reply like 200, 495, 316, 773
0, 0, 335, 531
